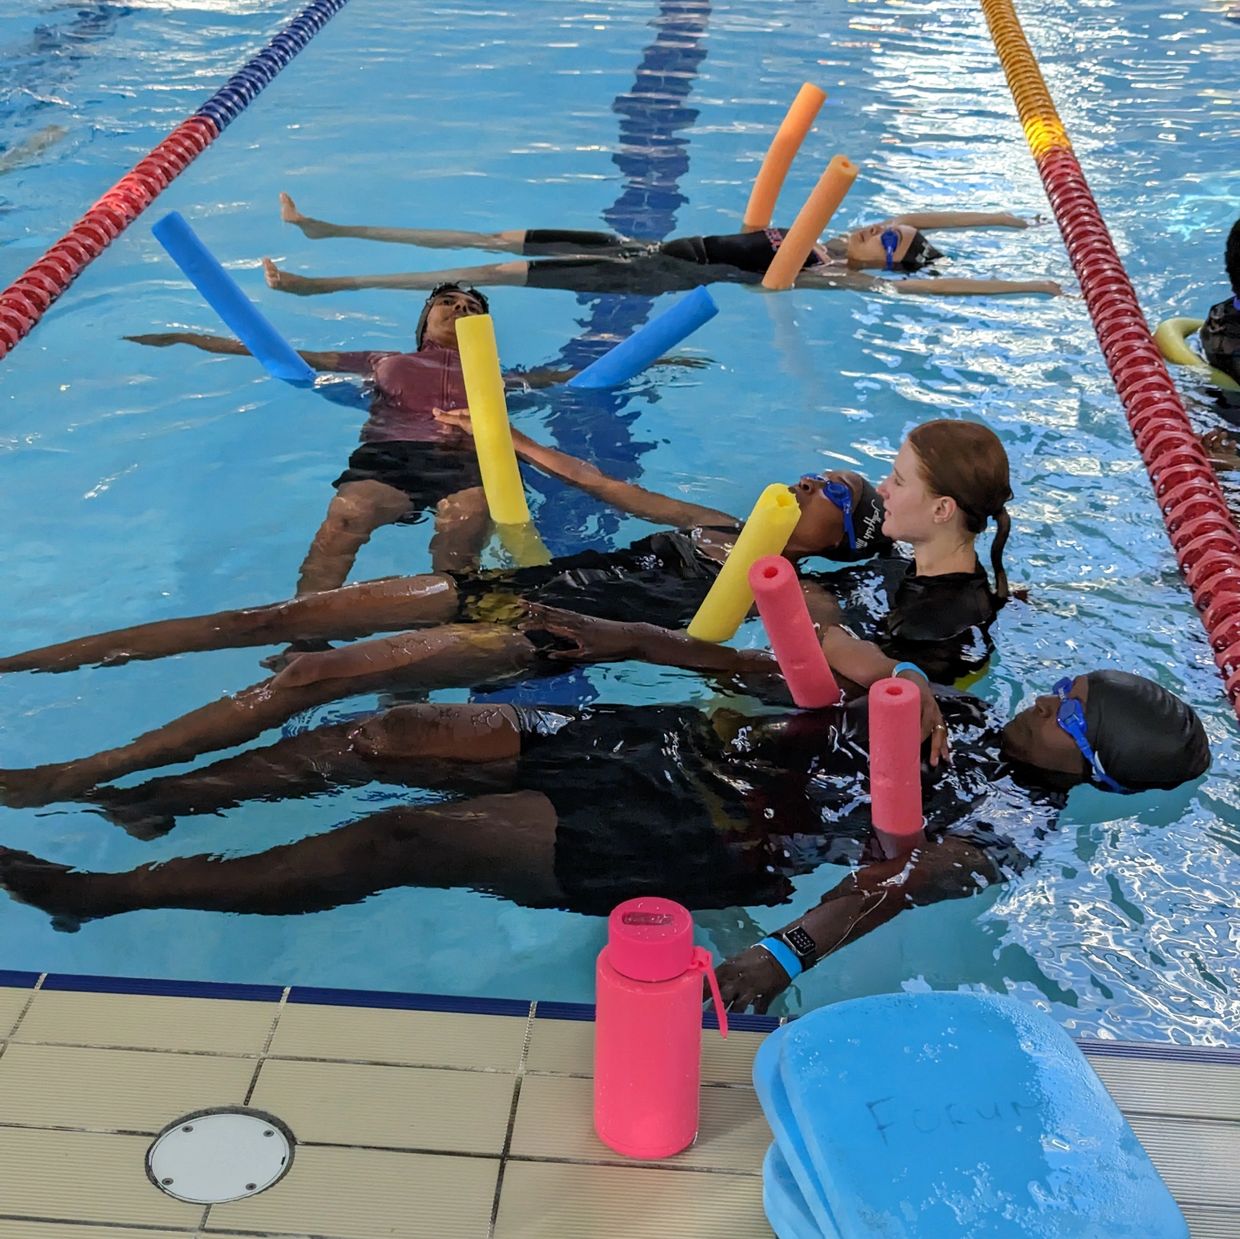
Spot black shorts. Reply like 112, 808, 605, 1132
514, 706, 793, 916
522, 228, 629, 256
333, 441, 483, 525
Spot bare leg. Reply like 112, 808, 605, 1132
263, 257, 531, 297
0, 625, 536, 806
280, 192, 529, 252
0, 576, 460, 674
0, 789, 562, 923
90, 703, 522, 838
429, 486, 491, 575
297, 480, 415, 595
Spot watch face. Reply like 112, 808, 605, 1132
782, 925, 817, 960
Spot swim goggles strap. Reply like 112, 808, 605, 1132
1233, 295, 1240, 311
822, 479, 857, 549
881, 228, 900, 271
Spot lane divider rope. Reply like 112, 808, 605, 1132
979, 0, 1240, 720
0, 0, 351, 363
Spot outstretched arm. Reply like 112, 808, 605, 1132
714, 834, 999, 1013
432, 408, 738, 528
888, 211, 1036, 230
892, 277, 1062, 297
792, 271, 1062, 298
125, 331, 359, 373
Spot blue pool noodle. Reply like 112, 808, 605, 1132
567, 285, 718, 389
151, 211, 315, 385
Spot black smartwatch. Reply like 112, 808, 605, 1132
776, 924, 818, 968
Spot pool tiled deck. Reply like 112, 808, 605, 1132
0, 971, 1236, 1237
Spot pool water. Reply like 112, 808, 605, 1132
0, 0, 1237, 1043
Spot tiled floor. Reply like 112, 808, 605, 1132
0, 973, 1236, 1238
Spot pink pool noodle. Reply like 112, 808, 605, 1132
868, 676, 925, 858
748, 555, 841, 707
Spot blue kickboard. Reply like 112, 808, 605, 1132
763, 1143, 836, 1239
754, 1032, 843, 1238
758, 993, 1188, 1239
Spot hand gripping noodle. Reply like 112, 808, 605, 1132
687, 485, 800, 642
868, 676, 925, 858
761, 155, 859, 292
568, 286, 718, 389
1154, 317, 1240, 393
151, 212, 315, 385
455, 313, 531, 526
748, 555, 840, 707
742, 83, 827, 232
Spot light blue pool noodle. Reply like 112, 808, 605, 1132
151, 211, 315, 386
567, 284, 717, 389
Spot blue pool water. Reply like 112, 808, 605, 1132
0, 0, 1237, 1043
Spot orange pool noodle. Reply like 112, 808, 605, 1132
761, 155, 858, 291
742, 83, 827, 232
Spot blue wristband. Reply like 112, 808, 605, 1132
891, 661, 928, 684
757, 936, 803, 980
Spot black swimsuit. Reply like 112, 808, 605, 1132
452, 525, 736, 629
519, 228, 829, 295
1199, 297, 1240, 390
814, 556, 1002, 684
510, 698, 1058, 916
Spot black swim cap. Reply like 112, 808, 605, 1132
1083, 671, 1210, 791
415, 282, 490, 349
898, 230, 945, 272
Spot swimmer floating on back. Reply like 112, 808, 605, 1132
263, 192, 1063, 300
0, 419, 1014, 806
128, 283, 562, 596
0, 633, 1208, 1024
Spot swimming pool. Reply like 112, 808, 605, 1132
0, 0, 1236, 1044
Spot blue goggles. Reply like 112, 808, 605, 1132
803, 473, 856, 549
881, 227, 901, 271
1052, 677, 1128, 793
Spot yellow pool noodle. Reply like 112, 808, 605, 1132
761, 154, 859, 291
496, 519, 552, 568
742, 83, 827, 232
687, 484, 801, 643
1154, 316, 1240, 393
455, 314, 531, 525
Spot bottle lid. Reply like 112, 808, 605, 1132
606, 897, 695, 982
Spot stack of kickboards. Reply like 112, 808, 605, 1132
753, 992, 1188, 1239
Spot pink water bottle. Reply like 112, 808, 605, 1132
869, 676, 926, 859
594, 897, 728, 1159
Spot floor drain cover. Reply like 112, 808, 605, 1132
147, 1108, 293, 1204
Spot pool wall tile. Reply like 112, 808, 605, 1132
203, 1144, 499, 1238
13, 990, 279, 1054
0, 1043, 253, 1132
0, 1128, 202, 1228
494, 1160, 774, 1238
248, 1057, 517, 1154
268, 1001, 529, 1069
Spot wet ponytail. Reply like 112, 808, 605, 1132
990, 507, 1011, 602
907, 419, 1014, 599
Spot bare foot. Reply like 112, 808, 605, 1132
0, 846, 89, 929
279, 191, 333, 240
259, 638, 333, 674
263, 257, 316, 295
